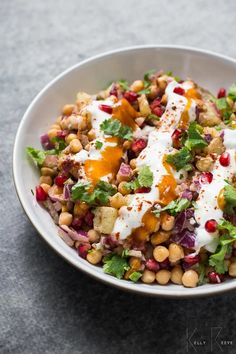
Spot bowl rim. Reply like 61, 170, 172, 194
13, 44, 236, 298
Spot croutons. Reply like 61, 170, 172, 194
93, 207, 118, 234
138, 94, 151, 116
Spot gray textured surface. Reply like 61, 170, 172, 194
1, 0, 236, 353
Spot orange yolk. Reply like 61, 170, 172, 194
178, 88, 201, 129
158, 155, 177, 205
217, 188, 226, 210
112, 98, 138, 130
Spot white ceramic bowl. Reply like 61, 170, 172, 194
13, 45, 236, 297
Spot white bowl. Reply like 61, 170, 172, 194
13, 45, 236, 297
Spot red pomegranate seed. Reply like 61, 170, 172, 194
124, 91, 138, 103
77, 244, 89, 259
84, 211, 94, 227
146, 259, 160, 272
205, 219, 218, 233
131, 139, 147, 153
57, 130, 68, 139
219, 152, 230, 167
217, 88, 226, 98
99, 104, 113, 114
173, 86, 185, 95
171, 128, 182, 148
159, 258, 170, 270
72, 216, 83, 229
135, 187, 151, 193
54, 175, 67, 187
109, 84, 118, 97
200, 172, 213, 184
183, 254, 200, 265
35, 185, 47, 202
150, 98, 161, 110
208, 271, 224, 283
152, 106, 164, 117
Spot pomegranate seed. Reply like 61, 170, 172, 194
173, 86, 185, 95
99, 104, 113, 114
146, 259, 160, 272
77, 244, 89, 259
131, 139, 147, 153
72, 216, 83, 229
109, 84, 118, 97
171, 128, 183, 148
152, 106, 164, 117
183, 254, 200, 265
159, 258, 170, 270
219, 152, 230, 167
54, 175, 67, 187
57, 130, 68, 139
35, 185, 47, 202
124, 91, 138, 103
135, 187, 151, 193
205, 219, 218, 233
84, 211, 94, 227
150, 98, 161, 112
217, 88, 226, 98
208, 271, 224, 283
200, 172, 213, 184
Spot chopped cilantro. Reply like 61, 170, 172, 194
100, 118, 133, 140
153, 198, 191, 216
118, 79, 129, 92
125, 165, 153, 191
95, 141, 103, 149
216, 97, 229, 111
26, 147, 55, 166
166, 147, 192, 172
51, 136, 67, 153
143, 69, 156, 82
103, 254, 130, 279
197, 263, 208, 285
129, 271, 142, 282
137, 69, 156, 95
71, 181, 116, 206
224, 184, 236, 215
184, 122, 207, 150
209, 243, 229, 274
147, 113, 160, 121
228, 83, 236, 101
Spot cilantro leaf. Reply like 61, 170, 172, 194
129, 271, 142, 282
209, 243, 229, 274
228, 83, 236, 101
216, 98, 229, 111
95, 141, 103, 149
147, 113, 160, 121
197, 263, 208, 285
218, 219, 236, 238
125, 165, 153, 191
71, 181, 116, 205
153, 198, 191, 216
166, 147, 192, 172
143, 69, 156, 82
100, 118, 133, 140
103, 254, 130, 279
26, 147, 55, 166
224, 184, 236, 215
51, 137, 67, 154
184, 122, 207, 150
118, 79, 129, 92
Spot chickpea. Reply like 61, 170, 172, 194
77, 115, 87, 131
204, 137, 225, 155
157, 77, 167, 90
130, 80, 144, 93
229, 262, 236, 277
129, 159, 137, 169
226, 97, 234, 108
151, 230, 170, 246
74, 202, 89, 216
87, 129, 96, 141
65, 133, 78, 144
196, 156, 214, 172
109, 193, 128, 209
40, 183, 51, 194
141, 269, 156, 284
156, 270, 171, 285
168, 243, 184, 263
50, 124, 61, 131
62, 104, 74, 116
69, 139, 83, 153
171, 265, 183, 284
161, 213, 175, 231
39, 175, 52, 186
59, 212, 73, 226
153, 245, 169, 262
88, 229, 100, 243
182, 270, 199, 288
47, 128, 60, 139
118, 181, 130, 195
161, 94, 167, 105
41, 167, 55, 177
123, 140, 132, 150
86, 249, 102, 265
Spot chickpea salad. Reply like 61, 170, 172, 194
27, 70, 236, 288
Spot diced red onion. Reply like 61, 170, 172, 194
60, 225, 89, 243
58, 228, 74, 246
40, 134, 54, 150
43, 199, 59, 224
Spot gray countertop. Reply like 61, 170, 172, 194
1, 0, 236, 353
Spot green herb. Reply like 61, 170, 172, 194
103, 254, 130, 279
197, 263, 208, 285
166, 147, 192, 172
26, 147, 55, 166
121, 249, 130, 258
138, 88, 151, 95
137, 69, 156, 95
143, 69, 156, 82
224, 184, 236, 215
216, 98, 229, 111
147, 113, 160, 121
51, 137, 67, 153
129, 271, 142, 282
125, 165, 153, 191
209, 243, 229, 274
166, 71, 173, 76
118, 79, 130, 92
153, 198, 191, 216
95, 141, 103, 149
71, 180, 116, 206
216, 97, 233, 124
228, 83, 236, 101
100, 118, 133, 140
184, 122, 207, 150
217, 219, 236, 245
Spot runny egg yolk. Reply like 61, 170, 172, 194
158, 155, 177, 205
112, 98, 138, 130
178, 88, 201, 129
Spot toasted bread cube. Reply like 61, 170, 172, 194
93, 207, 118, 234
138, 94, 151, 117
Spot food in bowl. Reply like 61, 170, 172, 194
26, 69, 236, 288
